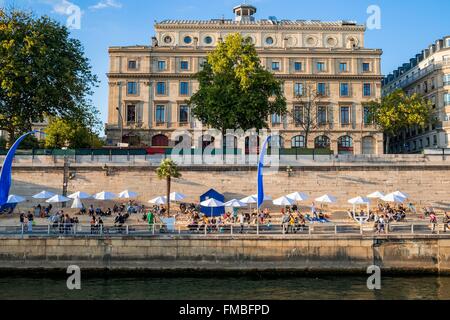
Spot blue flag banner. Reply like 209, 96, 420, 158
257, 136, 271, 209
0, 131, 39, 206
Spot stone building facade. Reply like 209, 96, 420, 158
106, 4, 384, 155
382, 36, 450, 154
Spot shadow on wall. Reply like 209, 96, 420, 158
8, 179, 62, 210
432, 202, 450, 211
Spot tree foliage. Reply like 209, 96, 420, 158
44, 118, 104, 149
0, 8, 100, 145
291, 83, 330, 148
366, 89, 434, 152
188, 33, 287, 133
156, 159, 182, 216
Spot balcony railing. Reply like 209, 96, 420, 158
385, 60, 450, 91
1, 222, 449, 238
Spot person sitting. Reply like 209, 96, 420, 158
188, 220, 199, 233
95, 207, 103, 216
318, 211, 325, 221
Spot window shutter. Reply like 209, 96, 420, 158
167, 104, 171, 126
327, 105, 333, 125
352, 105, 357, 129
137, 103, 143, 124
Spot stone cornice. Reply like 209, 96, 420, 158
108, 46, 382, 55
107, 73, 383, 81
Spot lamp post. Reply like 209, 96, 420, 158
116, 106, 124, 145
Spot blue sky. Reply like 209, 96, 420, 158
2, 0, 450, 126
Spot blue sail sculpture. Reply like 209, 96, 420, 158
257, 136, 271, 210
0, 131, 39, 207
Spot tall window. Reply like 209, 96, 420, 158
338, 136, 354, 154
180, 61, 189, 70
315, 136, 330, 149
340, 106, 350, 125
126, 105, 136, 123
339, 62, 348, 72
127, 82, 138, 95
294, 62, 302, 71
156, 105, 166, 123
445, 93, 450, 105
363, 106, 371, 125
294, 83, 304, 96
362, 63, 371, 72
272, 61, 280, 71
340, 83, 349, 96
291, 136, 306, 148
293, 106, 303, 125
158, 60, 166, 70
317, 83, 326, 96
179, 105, 189, 123
180, 82, 189, 95
272, 114, 281, 125
156, 82, 166, 95
317, 106, 327, 125
317, 62, 325, 72
128, 60, 137, 69
363, 83, 371, 97
444, 74, 450, 85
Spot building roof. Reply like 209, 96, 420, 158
156, 19, 361, 28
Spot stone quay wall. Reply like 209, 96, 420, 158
0, 236, 449, 274
5, 154, 450, 210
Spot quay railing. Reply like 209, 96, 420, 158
0, 222, 448, 238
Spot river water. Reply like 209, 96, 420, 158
0, 275, 449, 300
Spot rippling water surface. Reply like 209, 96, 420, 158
0, 275, 449, 300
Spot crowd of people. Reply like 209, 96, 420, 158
10, 197, 450, 236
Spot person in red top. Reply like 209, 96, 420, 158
429, 212, 438, 234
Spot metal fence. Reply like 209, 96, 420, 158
0, 222, 448, 238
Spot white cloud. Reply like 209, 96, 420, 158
41, 0, 78, 16
89, 0, 122, 10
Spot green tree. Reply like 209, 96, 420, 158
366, 89, 434, 153
0, 8, 99, 147
44, 118, 104, 149
188, 33, 287, 137
156, 159, 181, 216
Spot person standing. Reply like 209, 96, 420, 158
147, 210, 154, 231
238, 212, 245, 234
377, 215, 385, 234
430, 212, 438, 234
443, 212, 450, 233
27, 211, 34, 233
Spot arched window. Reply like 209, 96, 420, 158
151, 134, 169, 147
224, 135, 238, 150
174, 134, 192, 148
270, 135, 284, 148
245, 136, 260, 155
291, 135, 306, 148
315, 136, 330, 149
338, 135, 354, 154
200, 135, 215, 149
362, 136, 375, 155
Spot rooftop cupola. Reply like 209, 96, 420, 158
233, 4, 257, 22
